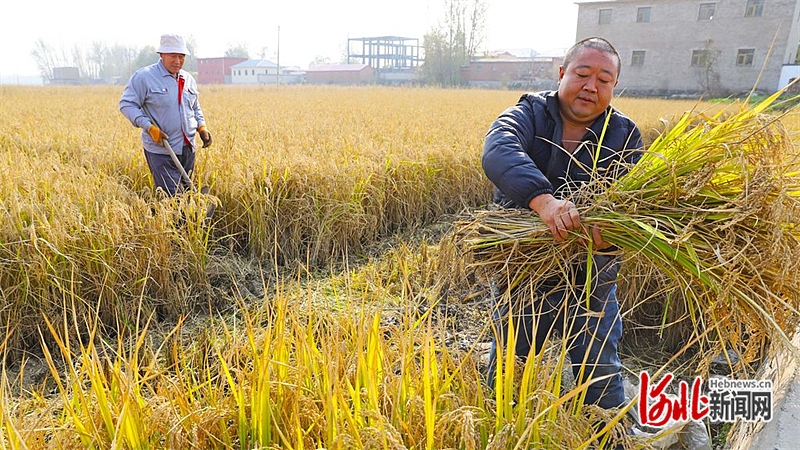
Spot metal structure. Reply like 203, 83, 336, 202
347, 36, 421, 70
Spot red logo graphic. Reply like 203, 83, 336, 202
639, 371, 709, 426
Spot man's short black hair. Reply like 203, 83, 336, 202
563, 37, 622, 77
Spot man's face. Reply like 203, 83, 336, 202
557, 48, 619, 126
160, 53, 186, 75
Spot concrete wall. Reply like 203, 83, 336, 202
306, 67, 375, 84
576, 0, 800, 95
257, 73, 304, 85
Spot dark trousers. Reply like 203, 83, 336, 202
485, 257, 625, 409
144, 146, 195, 196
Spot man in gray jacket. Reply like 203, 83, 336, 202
120, 34, 212, 195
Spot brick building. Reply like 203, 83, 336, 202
576, 0, 800, 95
197, 57, 247, 84
51, 67, 80, 85
460, 56, 563, 89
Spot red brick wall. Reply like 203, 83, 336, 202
460, 59, 561, 83
197, 58, 247, 84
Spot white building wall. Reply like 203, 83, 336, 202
231, 67, 278, 85
780, 64, 800, 88
783, 1, 800, 65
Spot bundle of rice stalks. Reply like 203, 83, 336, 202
458, 90, 800, 373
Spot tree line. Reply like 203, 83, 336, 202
31, 0, 487, 86
30, 38, 200, 84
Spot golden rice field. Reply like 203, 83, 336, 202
0, 85, 742, 350
1, 85, 796, 449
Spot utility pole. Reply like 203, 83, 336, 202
277, 25, 280, 88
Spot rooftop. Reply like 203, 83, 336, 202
230, 59, 278, 69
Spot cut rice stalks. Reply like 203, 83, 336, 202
458, 89, 800, 374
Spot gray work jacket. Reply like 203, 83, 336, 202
119, 60, 206, 155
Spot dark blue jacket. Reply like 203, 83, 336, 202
483, 91, 642, 209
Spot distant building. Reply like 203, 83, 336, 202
51, 67, 80, 85
346, 36, 421, 85
575, 0, 800, 95
306, 64, 376, 85
230, 59, 280, 85
460, 56, 563, 89
270, 66, 305, 85
197, 57, 247, 84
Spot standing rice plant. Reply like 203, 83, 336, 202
2, 254, 638, 449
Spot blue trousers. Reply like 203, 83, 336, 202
143, 146, 195, 196
485, 257, 625, 409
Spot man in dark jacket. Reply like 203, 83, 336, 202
482, 37, 642, 409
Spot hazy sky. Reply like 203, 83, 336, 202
0, 0, 578, 77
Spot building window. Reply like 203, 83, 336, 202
598, 8, 612, 24
631, 50, 646, 66
637, 6, 651, 23
477, 65, 482, 71
691, 50, 710, 66
736, 48, 755, 66
492, 65, 497, 71
745, 0, 764, 17
698, 3, 715, 20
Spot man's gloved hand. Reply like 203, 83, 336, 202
198, 125, 213, 148
148, 124, 169, 145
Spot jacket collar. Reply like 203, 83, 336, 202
544, 91, 561, 124
545, 90, 613, 137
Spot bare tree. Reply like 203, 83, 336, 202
422, 0, 487, 86
311, 55, 331, 66
31, 39, 187, 84
692, 40, 722, 97
31, 39, 59, 81
72, 45, 88, 81
466, 0, 487, 59
184, 35, 198, 73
